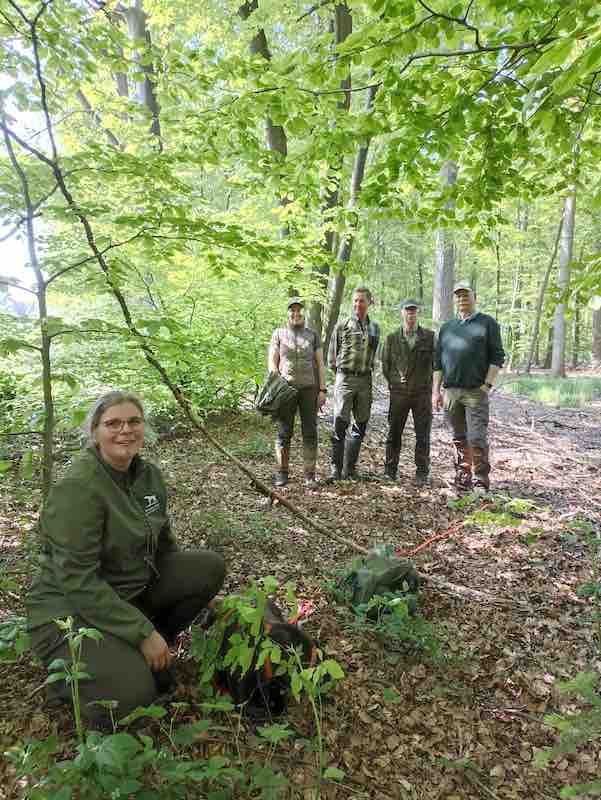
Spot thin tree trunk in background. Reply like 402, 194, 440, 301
551, 191, 576, 378
238, 2, 288, 158
323, 83, 378, 353
417, 260, 424, 303
432, 161, 457, 323
543, 326, 553, 369
307, 3, 352, 338
508, 203, 528, 370
1, 122, 55, 498
592, 308, 601, 366
525, 210, 564, 374
494, 230, 501, 320
124, 0, 162, 146
571, 304, 580, 369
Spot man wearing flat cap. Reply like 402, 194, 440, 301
268, 297, 326, 488
433, 281, 505, 493
381, 299, 435, 484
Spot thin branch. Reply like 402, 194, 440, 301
0, 277, 37, 295
76, 88, 121, 148
416, 0, 481, 48
0, 430, 44, 437
45, 230, 146, 285
296, 0, 335, 23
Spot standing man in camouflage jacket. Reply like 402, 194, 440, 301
381, 299, 435, 485
328, 287, 380, 480
269, 297, 327, 488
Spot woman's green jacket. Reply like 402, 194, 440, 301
26, 447, 178, 645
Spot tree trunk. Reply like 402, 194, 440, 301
571, 303, 580, 369
543, 326, 553, 369
508, 203, 528, 370
323, 83, 378, 353
307, 3, 352, 339
551, 191, 576, 378
1, 120, 55, 498
124, 0, 162, 145
432, 161, 457, 323
592, 308, 601, 366
525, 210, 564, 374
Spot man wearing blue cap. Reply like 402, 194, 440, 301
433, 282, 505, 493
381, 299, 435, 484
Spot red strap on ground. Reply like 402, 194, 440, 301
395, 520, 466, 558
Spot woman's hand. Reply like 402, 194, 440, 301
140, 630, 172, 671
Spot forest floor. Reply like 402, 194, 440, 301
1, 377, 601, 799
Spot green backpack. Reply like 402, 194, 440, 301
256, 372, 298, 418
339, 546, 420, 615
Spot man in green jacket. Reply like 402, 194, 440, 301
433, 282, 505, 492
381, 299, 435, 484
328, 287, 380, 480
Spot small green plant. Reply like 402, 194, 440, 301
46, 617, 104, 743
191, 578, 344, 707
0, 614, 30, 662
535, 671, 601, 798
352, 593, 444, 661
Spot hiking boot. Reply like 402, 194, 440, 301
415, 470, 430, 486
452, 439, 472, 492
472, 446, 491, 492
384, 445, 400, 482
329, 464, 342, 481
304, 473, 318, 489
274, 471, 288, 487
302, 445, 317, 489
342, 438, 362, 480
274, 443, 290, 487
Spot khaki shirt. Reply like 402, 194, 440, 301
270, 325, 321, 388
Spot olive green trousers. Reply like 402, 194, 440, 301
30, 550, 225, 726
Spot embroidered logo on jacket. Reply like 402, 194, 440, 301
143, 495, 160, 514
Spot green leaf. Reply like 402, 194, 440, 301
529, 39, 574, 75
257, 723, 294, 744
382, 687, 402, 704
323, 766, 345, 781
172, 720, 212, 747
118, 705, 167, 725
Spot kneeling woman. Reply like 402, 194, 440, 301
26, 390, 225, 724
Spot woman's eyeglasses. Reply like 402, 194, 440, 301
101, 417, 144, 431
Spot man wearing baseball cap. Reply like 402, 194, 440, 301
381, 299, 435, 484
433, 282, 505, 493
268, 297, 327, 488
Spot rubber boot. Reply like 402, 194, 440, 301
274, 444, 290, 487
342, 437, 362, 480
472, 446, 490, 493
452, 439, 472, 492
303, 444, 318, 489
330, 436, 344, 481
384, 445, 400, 480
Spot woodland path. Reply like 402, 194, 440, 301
1, 384, 600, 799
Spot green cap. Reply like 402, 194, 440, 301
287, 296, 304, 309
453, 280, 473, 294
400, 298, 420, 310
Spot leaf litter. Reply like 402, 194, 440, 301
1, 386, 600, 798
